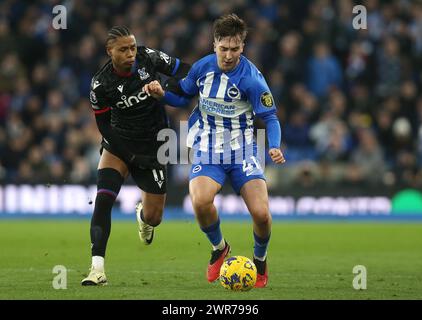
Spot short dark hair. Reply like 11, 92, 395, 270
213, 14, 248, 42
106, 26, 132, 47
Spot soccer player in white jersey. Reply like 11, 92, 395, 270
144, 14, 285, 288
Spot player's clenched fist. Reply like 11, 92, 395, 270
143, 80, 164, 99
269, 148, 285, 164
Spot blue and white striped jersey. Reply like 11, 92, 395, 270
180, 54, 276, 154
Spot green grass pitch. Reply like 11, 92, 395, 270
0, 219, 421, 300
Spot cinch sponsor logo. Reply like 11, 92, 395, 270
116, 91, 149, 109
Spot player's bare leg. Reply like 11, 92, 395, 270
136, 191, 166, 244
82, 150, 128, 286
190, 176, 220, 226
98, 149, 130, 175
190, 176, 230, 282
240, 179, 272, 288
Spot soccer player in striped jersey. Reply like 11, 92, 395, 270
145, 14, 285, 288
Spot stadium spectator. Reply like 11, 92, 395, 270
345, 128, 386, 186
376, 36, 402, 97
307, 41, 343, 98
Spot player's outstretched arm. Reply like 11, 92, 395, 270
143, 80, 191, 107
143, 80, 164, 99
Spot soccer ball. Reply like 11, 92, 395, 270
219, 256, 257, 291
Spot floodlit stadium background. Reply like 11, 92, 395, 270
1, 0, 422, 218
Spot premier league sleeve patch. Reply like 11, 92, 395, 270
90, 90, 98, 105
260, 92, 274, 108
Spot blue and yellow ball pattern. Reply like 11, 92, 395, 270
219, 256, 257, 291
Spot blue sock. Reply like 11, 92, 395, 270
254, 232, 270, 260
200, 218, 223, 247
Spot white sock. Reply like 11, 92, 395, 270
212, 238, 226, 251
254, 253, 267, 262
92, 256, 104, 271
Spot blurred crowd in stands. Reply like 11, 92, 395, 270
1, 0, 421, 190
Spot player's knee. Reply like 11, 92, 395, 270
191, 193, 214, 214
251, 207, 271, 226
